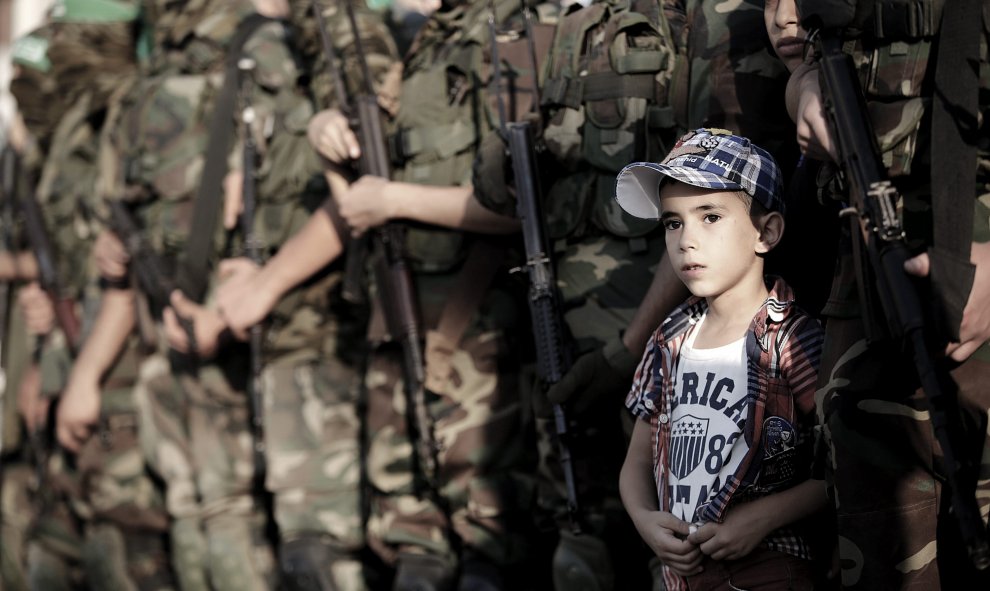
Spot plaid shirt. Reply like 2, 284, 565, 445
626, 277, 824, 591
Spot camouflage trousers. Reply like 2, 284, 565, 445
262, 351, 366, 589
135, 349, 277, 591
14, 337, 176, 591
364, 329, 533, 571
1, 459, 33, 590
532, 234, 663, 590
817, 316, 990, 589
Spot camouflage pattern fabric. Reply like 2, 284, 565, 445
1, 461, 33, 590
261, 349, 366, 588
361, 0, 536, 578
104, 15, 300, 591
533, 233, 665, 588
807, 2, 990, 589
182, 352, 279, 591
665, 0, 794, 163
133, 352, 212, 591
290, 0, 400, 111
26, 14, 176, 583
364, 279, 532, 569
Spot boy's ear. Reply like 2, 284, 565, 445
755, 212, 785, 254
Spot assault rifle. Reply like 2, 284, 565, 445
237, 57, 267, 484
105, 200, 197, 353
811, 30, 990, 569
311, 0, 439, 491
14, 152, 81, 355
0, 144, 16, 506
488, 6, 582, 533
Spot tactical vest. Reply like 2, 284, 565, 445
539, 0, 679, 242
389, 0, 524, 273
798, 0, 945, 177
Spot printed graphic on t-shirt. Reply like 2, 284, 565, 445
666, 332, 749, 523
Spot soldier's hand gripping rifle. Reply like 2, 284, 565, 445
104, 200, 198, 354
237, 57, 267, 484
810, 29, 990, 569
488, 6, 582, 533
11, 149, 81, 356
311, 0, 439, 491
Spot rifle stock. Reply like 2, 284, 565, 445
814, 31, 990, 569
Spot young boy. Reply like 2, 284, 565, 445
615, 129, 827, 591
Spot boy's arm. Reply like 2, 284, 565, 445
686, 478, 829, 562
621, 419, 704, 576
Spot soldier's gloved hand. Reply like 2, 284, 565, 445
546, 338, 640, 414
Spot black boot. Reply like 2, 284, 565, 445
457, 553, 503, 591
393, 552, 456, 591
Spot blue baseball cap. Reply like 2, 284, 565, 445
615, 128, 784, 219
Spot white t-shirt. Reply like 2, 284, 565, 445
666, 315, 750, 524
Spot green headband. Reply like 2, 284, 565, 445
12, 35, 51, 72
51, 0, 140, 23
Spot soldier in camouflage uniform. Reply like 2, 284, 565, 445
34, 2, 178, 589
0, 27, 60, 591
327, 0, 559, 587
223, 0, 542, 587
212, 2, 400, 590
75, 1, 326, 589
786, 0, 990, 588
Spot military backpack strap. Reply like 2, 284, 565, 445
423, 239, 505, 393
928, 0, 979, 341
177, 13, 272, 303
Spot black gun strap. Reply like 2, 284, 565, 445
929, 0, 980, 339
178, 14, 272, 303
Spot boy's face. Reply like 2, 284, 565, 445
659, 182, 770, 300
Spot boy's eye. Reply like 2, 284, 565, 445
662, 219, 682, 231
703, 214, 721, 224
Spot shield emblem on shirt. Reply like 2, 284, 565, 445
670, 415, 709, 479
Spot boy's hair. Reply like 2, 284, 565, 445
613, 128, 784, 220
